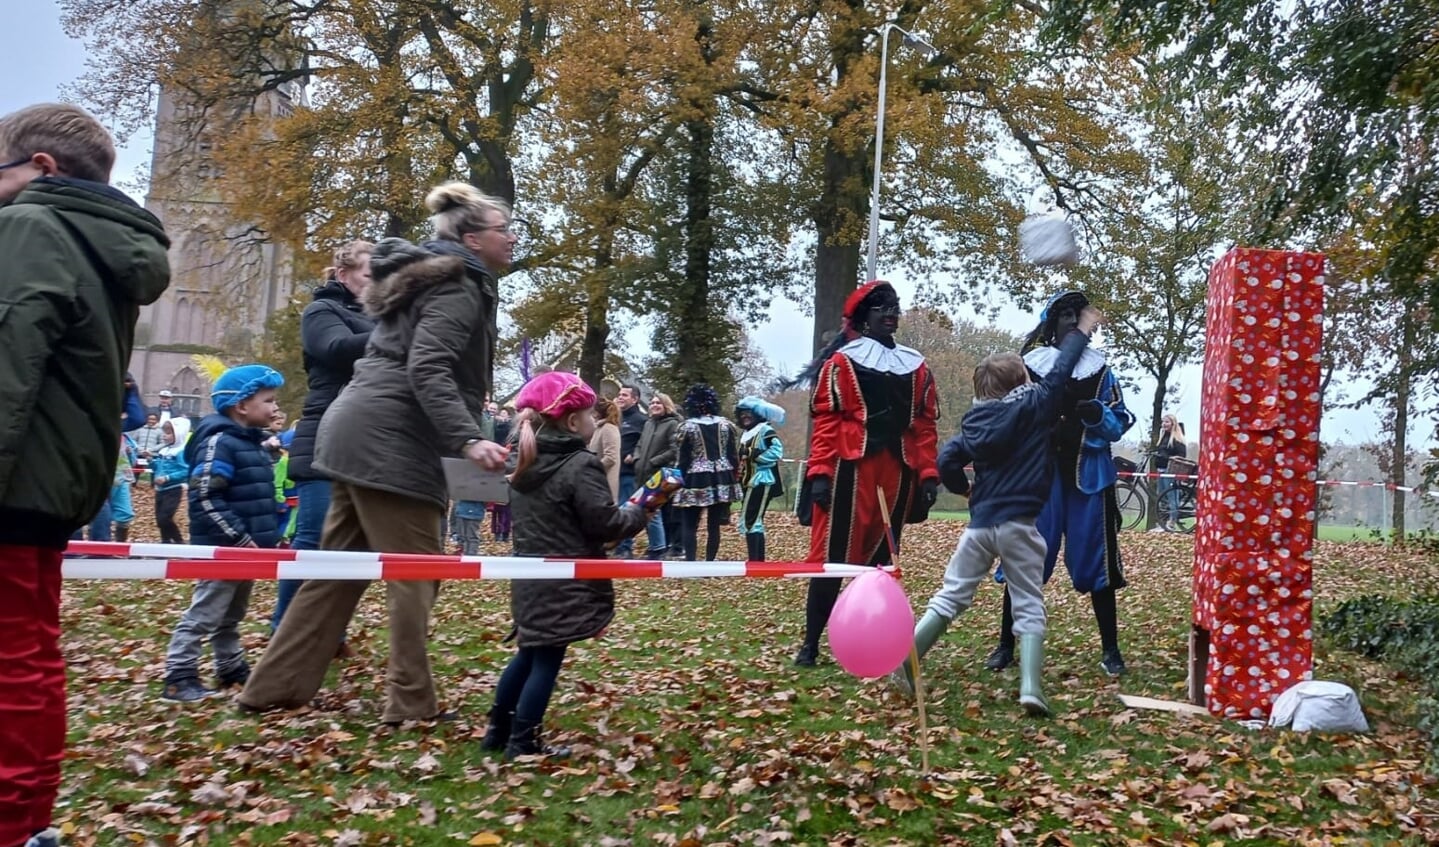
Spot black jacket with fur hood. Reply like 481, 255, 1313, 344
313, 237, 499, 510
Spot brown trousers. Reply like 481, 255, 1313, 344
239, 481, 444, 723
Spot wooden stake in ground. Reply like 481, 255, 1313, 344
876, 489, 929, 776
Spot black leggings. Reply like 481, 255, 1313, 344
493, 644, 568, 723
740, 484, 775, 561
155, 486, 184, 544
681, 504, 728, 561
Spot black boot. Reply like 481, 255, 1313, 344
797, 578, 840, 667
985, 589, 1016, 671
114, 524, 130, 543
480, 707, 512, 752
1092, 587, 1126, 676
746, 533, 765, 562
504, 718, 571, 761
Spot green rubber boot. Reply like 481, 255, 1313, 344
888, 610, 951, 699
1018, 632, 1051, 717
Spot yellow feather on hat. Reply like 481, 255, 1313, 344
190, 354, 229, 386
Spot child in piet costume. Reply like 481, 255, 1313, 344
786, 281, 941, 667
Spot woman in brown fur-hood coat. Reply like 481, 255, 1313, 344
314, 234, 502, 508
244, 183, 517, 726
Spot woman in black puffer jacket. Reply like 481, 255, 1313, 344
270, 240, 375, 630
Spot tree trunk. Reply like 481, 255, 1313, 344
809, 12, 870, 359
672, 16, 724, 393
579, 290, 610, 389
579, 231, 614, 389
1145, 370, 1169, 530
675, 113, 723, 388
1390, 310, 1415, 541
811, 142, 867, 356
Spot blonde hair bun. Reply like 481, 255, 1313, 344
425, 181, 485, 214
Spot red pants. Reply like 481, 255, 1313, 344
807, 450, 917, 564
0, 544, 65, 844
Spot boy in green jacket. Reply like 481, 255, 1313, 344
0, 103, 171, 847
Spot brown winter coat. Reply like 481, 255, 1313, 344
508, 429, 648, 647
314, 238, 498, 508
589, 421, 621, 500
633, 412, 680, 482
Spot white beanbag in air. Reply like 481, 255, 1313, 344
1019, 214, 1080, 267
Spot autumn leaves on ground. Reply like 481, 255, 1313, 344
59, 492, 1439, 846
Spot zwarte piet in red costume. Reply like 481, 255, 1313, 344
785, 281, 941, 667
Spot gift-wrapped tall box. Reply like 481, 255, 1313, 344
1190, 248, 1324, 719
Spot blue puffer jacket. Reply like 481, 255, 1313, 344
185, 413, 281, 548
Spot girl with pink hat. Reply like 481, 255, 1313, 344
480, 371, 660, 760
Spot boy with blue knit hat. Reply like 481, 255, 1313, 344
160, 364, 285, 702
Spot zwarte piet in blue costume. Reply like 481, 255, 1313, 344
734, 396, 786, 561
990, 291, 1135, 676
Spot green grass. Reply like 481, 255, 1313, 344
54, 493, 1439, 846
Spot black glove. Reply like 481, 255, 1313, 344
1076, 399, 1104, 426
907, 478, 940, 523
811, 476, 832, 512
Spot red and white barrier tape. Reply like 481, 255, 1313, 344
1114, 471, 1437, 498
62, 542, 887, 581
783, 458, 1430, 497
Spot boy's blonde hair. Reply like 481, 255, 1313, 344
973, 352, 1029, 400
0, 103, 115, 183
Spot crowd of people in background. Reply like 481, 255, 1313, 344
112, 382, 792, 567
0, 100, 1194, 847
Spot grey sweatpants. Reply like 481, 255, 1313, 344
926, 520, 1048, 636
164, 579, 254, 680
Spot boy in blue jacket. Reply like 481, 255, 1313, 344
890, 305, 1101, 717
160, 365, 285, 702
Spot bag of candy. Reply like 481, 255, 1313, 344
628, 468, 684, 511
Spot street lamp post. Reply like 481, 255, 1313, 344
865, 23, 939, 283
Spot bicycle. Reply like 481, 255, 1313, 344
1113, 455, 1149, 530
1114, 450, 1197, 533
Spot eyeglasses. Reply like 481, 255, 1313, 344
474, 216, 529, 236
0, 156, 33, 171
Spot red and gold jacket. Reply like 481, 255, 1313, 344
806, 342, 940, 482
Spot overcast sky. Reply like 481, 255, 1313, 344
8, 0, 1417, 452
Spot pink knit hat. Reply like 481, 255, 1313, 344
514, 371, 596, 418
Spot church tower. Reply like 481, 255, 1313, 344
127, 19, 306, 416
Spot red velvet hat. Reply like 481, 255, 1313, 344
843, 280, 895, 321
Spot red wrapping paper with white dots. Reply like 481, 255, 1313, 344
1193, 248, 1324, 719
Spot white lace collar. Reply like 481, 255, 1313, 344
741, 421, 772, 445
1024, 344, 1106, 380
839, 337, 925, 375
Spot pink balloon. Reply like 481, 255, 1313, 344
828, 570, 915, 678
